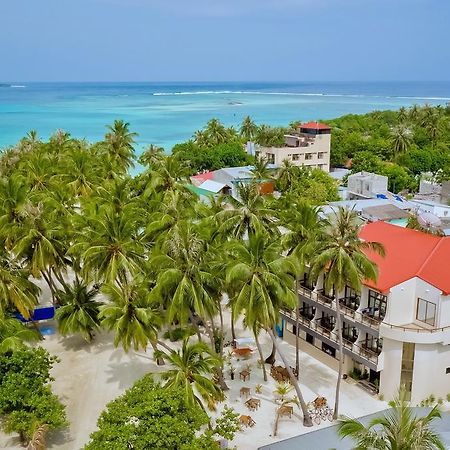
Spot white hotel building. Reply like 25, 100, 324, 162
281, 221, 450, 404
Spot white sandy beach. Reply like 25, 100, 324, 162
0, 310, 389, 450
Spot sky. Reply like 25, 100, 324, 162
1, 0, 450, 82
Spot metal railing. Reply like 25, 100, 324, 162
339, 301, 356, 319
382, 322, 450, 334
354, 343, 381, 364
360, 313, 382, 329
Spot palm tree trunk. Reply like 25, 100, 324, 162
295, 277, 300, 379
42, 269, 56, 303
273, 410, 280, 437
267, 328, 312, 427
189, 311, 203, 342
156, 339, 174, 353
205, 314, 229, 391
254, 331, 267, 382
265, 342, 276, 365
150, 341, 165, 365
334, 293, 344, 420
230, 311, 236, 342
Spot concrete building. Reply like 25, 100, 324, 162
256, 122, 331, 172
347, 171, 389, 200
281, 222, 450, 405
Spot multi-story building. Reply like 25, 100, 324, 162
256, 122, 331, 172
281, 221, 450, 404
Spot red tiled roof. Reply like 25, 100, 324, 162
360, 221, 450, 295
191, 171, 214, 182
299, 121, 331, 130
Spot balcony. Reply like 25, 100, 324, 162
360, 311, 383, 330
314, 319, 335, 339
354, 343, 381, 364
316, 290, 334, 306
338, 297, 360, 319
281, 309, 313, 327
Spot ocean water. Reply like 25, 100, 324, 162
1, 81, 450, 154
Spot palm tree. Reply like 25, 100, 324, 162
0, 174, 29, 249
281, 202, 326, 376
0, 315, 40, 353
226, 233, 313, 426
240, 116, 258, 142
73, 208, 144, 285
203, 118, 233, 147
276, 160, 299, 192
390, 125, 413, 157
104, 120, 137, 172
310, 207, 384, 420
215, 182, 278, 239
99, 280, 163, 355
251, 155, 271, 180
12, 201, 70, 296
61, 147, 98, 197
397, 106, 408, 123
149, 222, 218, 349
338, 391, 445, 450
159, 338, 224, 411
138, 144, 165, 167
55, 280, 102, 342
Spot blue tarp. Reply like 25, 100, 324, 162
376, 194, 388, 199
15, 306, 56, 322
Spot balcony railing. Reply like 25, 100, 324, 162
360, 312, 383, 329
339, 301, 356, 319
342, 337, 356, 350
355, 343, 381, 364
314, 321, 335, 339
317, 290, 334, 306
281, 309, 313, 327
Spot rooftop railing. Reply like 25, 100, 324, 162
382, 322, 450, 334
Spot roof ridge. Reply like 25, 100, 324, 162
417, 237, 445, 275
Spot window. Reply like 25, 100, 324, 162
317, 152, 324, 159
319, 312, 335, 331
363, 333, 383, 354
322, 342, 336, 358
299, 302, 315, 320
305, 153, 313, 160
306, 333, 314, 345
367, 290, 387, 320
400, 342, 415, 400
342, 321, 358, 343
292, 154, 300, 161
416, 298, 436, 326
446, 367, 450, 374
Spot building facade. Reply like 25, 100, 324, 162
256, 122, 331, 172
281, 221, 450, 404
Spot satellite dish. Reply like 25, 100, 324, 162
417, 212, 442, 228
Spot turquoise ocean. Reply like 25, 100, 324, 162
1, 81, 450, 155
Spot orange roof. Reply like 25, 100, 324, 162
360, 221, 450, 295
299, 121, 331, 130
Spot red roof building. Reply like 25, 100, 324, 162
360, 221, 450, 295
299, 121, 331, 131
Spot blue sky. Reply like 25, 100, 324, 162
1, 0, 449, 81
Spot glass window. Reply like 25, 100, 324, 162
367, 290, 387, 320
305, 153, 313, 160
400, 342, 415, 400
292, 154, 300, 161
317, 152, 324, 159
416, 298, 436, 326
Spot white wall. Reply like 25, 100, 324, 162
379, 338, 403, 400
411, 343, 450, 404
